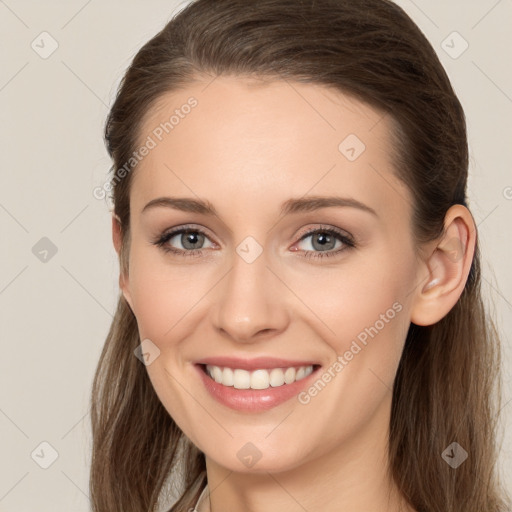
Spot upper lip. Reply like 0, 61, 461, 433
195, 356, 320, 371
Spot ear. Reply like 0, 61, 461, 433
112, 213, 134, 310
410, 204, 476, 326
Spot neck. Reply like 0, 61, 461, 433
204, 393, 415, 512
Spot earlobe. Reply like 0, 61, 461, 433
119, 274, 134, 311
111, 214, 134, 310
410, 205, 476, 326
112, 213, 122, 255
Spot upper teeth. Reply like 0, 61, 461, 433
205, 365, 314, 390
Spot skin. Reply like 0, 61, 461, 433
112, 76, 476, 512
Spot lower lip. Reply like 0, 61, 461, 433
195, 364, 320, 412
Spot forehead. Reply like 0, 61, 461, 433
130, 76, 410, 224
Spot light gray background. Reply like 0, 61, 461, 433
1, 1, 511, 510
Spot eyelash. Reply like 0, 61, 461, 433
152, 224, 356, 260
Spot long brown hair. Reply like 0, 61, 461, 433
90, 1, 510, 510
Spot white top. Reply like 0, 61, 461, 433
193, 484, 210, 512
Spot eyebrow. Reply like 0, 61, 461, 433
141, 195, 378, 217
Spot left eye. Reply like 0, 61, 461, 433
295, 230, 344, 252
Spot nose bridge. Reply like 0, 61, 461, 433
212, 237, 289, 342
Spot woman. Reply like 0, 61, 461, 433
90, 0, 510, 511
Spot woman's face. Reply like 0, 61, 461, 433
119, 76, 422, 473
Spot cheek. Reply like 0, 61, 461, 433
289, 250, 413, 382
286, 259, 412, 447
126, 249, 208, 428
127, 245, 209, 341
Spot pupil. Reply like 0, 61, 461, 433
313, 233, 334, 251
183, 232, 202, 249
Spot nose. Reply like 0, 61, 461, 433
211, 244, 290, 344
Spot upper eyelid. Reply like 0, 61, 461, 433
163, 224, 217, 243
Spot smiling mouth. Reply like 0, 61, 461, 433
199, 363, 321, 390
